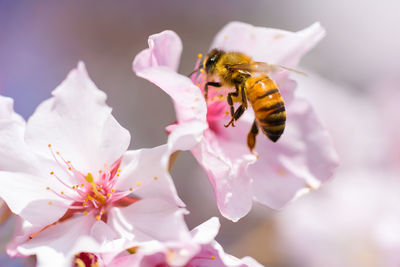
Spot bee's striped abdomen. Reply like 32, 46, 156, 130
246, 75, 286, 142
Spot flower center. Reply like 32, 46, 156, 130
74, 252, 99, 267
45, 144, 138, 222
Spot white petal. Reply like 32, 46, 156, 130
116, 145, 185, 207
24, 62, 130, 174
0, 171, 69, 226
109, 198, 190, 243
191, 217, 220, 245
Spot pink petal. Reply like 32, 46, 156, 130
133, 30, 207, 149
109, 198, 190, 243
24, 62, 130, 174
115, 145, 185, 207
249, 98, 339, 209
211, 21, 325, 68
192, 129, 256, 222
133, 30, 182, 72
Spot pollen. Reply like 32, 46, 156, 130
111, 189, 115, 193
116, 173, 120, 177
82, 202, 87, 207
98, 170, 102, 174
46, 187, 50, 190
95, 215, 101, 221
107, 193, 111, 197
197, 53, 203, 59
136, 181, 141, 186
81, 184, 84, 187
61, 191, 64, 195
50, 171, 54, 175
68, 167, 72, 170
211, 256, 215, 260
129, 187, 133, 191
72, 186, 76, 189
84, 211, 88, 215
154, 176, 158, 180
118, 169, 121, 173
48, 144, 51, 148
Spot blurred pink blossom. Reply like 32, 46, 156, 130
133, 22, 339, 221
0, 63, 190, 263
108, 217, 263, 267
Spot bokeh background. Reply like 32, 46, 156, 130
1, 1, 399, 266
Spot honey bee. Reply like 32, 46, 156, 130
202, 49, 304, 152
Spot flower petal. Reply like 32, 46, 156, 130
18, 215, 125, 265
133, 30, 207, 150
24, 62, 130, 174
116, 145, 184, 207
0, 171, 70, 226
192, 129, 256, 222
133, 30, 182, 72
211, 21, 325, 68
249, 98, 339, 209
108, 198, 190, 243
0, 96, 41, 174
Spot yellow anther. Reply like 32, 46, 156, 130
82, 202, 87, 207
118, 169, 121, 172
197, 53, 203, 59
96, 215, 101, 221
129, 187, 133, 191
136, 181, 141, 186
116, 173, 120, 177
98, 186, 102, 191
195, 83, 200, 87
100, 210, 105, 214
85, 173, 106, 204
48, 144, 51, 148
68, 167, 72, 170
46, 187, 50, 190
67, 161, 71, 164
50, 171, 54, 175
48, 201, 52, 205
72, 186, 76, 189
76, 185, 79, 188
56, 151, 60, 155
211, 256, 215, 260
200, 69, 205, 73
84, 211, 88, 215
107, 193, 111, 197
111, 189, 115, 192
81, 184, 84, 187
154, 176, 158, 180
61, 191, 64, 195
225, 111, 229, 115
98, 170, 102, 174
88, 195, 94, 201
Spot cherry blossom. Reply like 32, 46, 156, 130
107, 217, 263, 267
133, 22, 339, 221
0, 63, 190, 264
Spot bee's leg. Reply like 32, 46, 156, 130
225, 84, 247, 127
225, 105, 246, 128
247, 120, 259, 153
204, 82, 222, 100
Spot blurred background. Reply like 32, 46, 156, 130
0, 1, 399, 266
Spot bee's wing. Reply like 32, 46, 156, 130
229, 62, 308, 76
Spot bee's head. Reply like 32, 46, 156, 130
203, 49, 224, 74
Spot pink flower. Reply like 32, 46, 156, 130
108, 217, 263, 267
0, 63, 190, 263
133, 22, 339, 221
